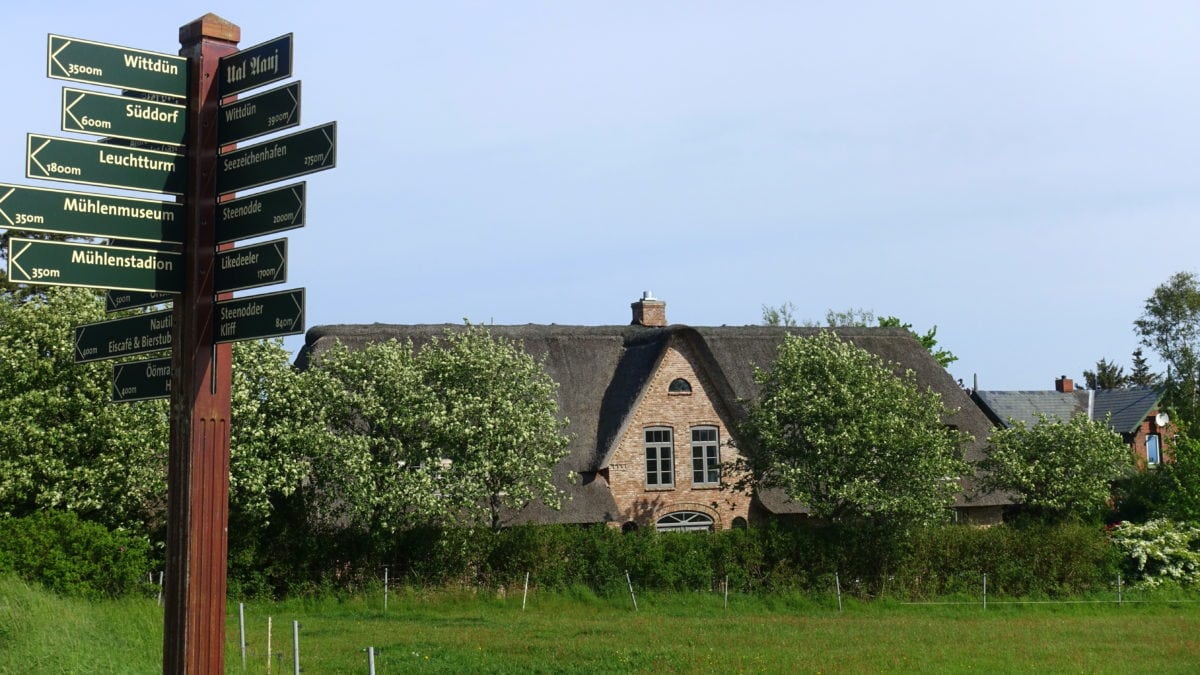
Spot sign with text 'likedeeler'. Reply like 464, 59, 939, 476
217, 122, 334, 194
62, 88, 187, 145
47, 34, 187, 97
0, 182, 184, 243
74, 309, 172, 363
217, 181, 304, 243
7, 237, 182, 293
112, 356, 172, 402
27, 134, 185, 195
215, 238, 287, 293
218, 33, 292, 97
215, 288, 304, 343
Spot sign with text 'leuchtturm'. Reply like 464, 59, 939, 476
27, 134, 185, 195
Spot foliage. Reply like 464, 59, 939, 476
1130, 348, 1161, 387
308, 324, 570, 534
1152, 431, 1200, 523
1111, 519, 1200, 588
1135, 271, 1200, 424
877, 316, 958, 368
0, 511, 153, 598
761, 304, 957, 367
738, 331, 970, 528
977, 413, 1133, 522
761, 301, 799, 327
0, 287, 169, 530
1083, 357, 1129, 390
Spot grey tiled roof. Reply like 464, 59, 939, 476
973, 388, 1163, 434
1094, 388, 1164, 434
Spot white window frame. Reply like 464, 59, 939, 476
644, 427, 674, 487
1147, 433, 1162, 466
691, 426, 720, 486
656, 511, 714, 532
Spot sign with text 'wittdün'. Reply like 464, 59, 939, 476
7, 237, 181, 293
48, 34, 187, 97
0, 182, 183, 243
218, 81, 300, 145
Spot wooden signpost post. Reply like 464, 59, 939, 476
2, 14, 336, 672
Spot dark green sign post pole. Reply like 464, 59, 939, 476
164, 14, 238, 674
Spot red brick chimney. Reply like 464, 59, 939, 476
631, 291, 667, 327
1055, 376, 1074, 393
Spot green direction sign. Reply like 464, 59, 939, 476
112, 356, 172, 403
218, 122, 335, 195
62, 88, 187, 145
48, 34, 187, 98
75, 309, 172, 363
216, 238, 287, 293
27, 134, 185, 195
0, 183, 183, 243
216, 288, 304, 343
106, 290, 173, 313
218, 81, 300, 145
7, 238, 182, 293
217, 181, 304, 243
218, 33, 292, 97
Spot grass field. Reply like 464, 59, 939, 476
3, 575, 1200, 673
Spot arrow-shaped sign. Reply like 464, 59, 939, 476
217, 181, 304, 243
8, 237, 182, 293
106, 290, 174, 313
218, 81, 300, 145
112, 356, 172, 402
218, 33, 293, 97
218, 123, 335, 195
48, 34, 187, 97
216, 238, 287, 293
0, 182, 183, 243
215, 288, 304, 343
62, 87, 187, 145
27, 134, 185, 195
75, 309, 173, 363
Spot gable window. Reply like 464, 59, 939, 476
1147, 434, 1162, 466
669, 378, 692, 394
645, 427, 674, 487
691, 426, 720, 486
656, 511, 714, 532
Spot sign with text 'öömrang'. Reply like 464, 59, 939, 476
112, 356, 172, 403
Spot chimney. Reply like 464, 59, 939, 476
1055, 375, 1074, 393
631, 291, 667, 327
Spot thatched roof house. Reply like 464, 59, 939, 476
297, 295, 1007, 529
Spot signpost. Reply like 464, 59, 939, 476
74, 309, 173, 363
7, 237, 182, 293
217, 181, 304, 243
0, 182, 184, 243
106, 290, 173, 313
217, 122, 335, 194
215, 238, 287, 293
218, 33, 292, 96
27, 133, 185, 194
112, 356, 172, 402
218, 81, 300, 145
62, 87, 187, 145
215, 288, 304, 343
48, 34, 187, 97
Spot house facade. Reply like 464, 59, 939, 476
972, 376, 1171, 469
298, 295, 1005, 530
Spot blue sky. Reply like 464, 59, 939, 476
2, 2, 1199, 389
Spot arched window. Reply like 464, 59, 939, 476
655, 511, 714, 532
731, 517, 748, 529
622, 521, 639, 533
668, 378, 692, 394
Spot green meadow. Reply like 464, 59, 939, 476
3, 575, 1200, 673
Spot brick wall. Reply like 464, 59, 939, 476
604, 337, 750, 530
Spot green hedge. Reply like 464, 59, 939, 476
0, 511, 153, 599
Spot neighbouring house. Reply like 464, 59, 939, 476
297, 294, 1006, 531
972, 376, 1172, 469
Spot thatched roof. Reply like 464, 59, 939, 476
298, 323, 1007, 524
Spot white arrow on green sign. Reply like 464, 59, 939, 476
216, 238, 287, 293
216, 288, 304, 343
218, 122, 335, 195
27, 134, 185, 195
112, 356, 172, 402
218, 33, 292, 97
7, 237, 182, 293
62, 87, 187, 145
48, 34, 187, 98
106, 290, 173, 313
218, 81, 300, 145
0, 182, 183, 243
75, 309, 172, 363
217, 181, 304, 244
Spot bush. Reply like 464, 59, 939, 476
1111, 519, 1200, 588
0, 511, 153, 598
